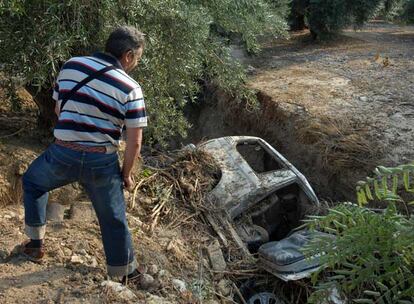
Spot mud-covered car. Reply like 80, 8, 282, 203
198, 136, 341, 304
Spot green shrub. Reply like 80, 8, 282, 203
0, 0, 289, 145
304, 164, 414, 303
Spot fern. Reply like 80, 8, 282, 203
305, 203, 414, 303
356, 163, 414, 206
305, 162, 414, 303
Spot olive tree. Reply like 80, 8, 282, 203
0, 0, 289, 144
288, 0, 404, 38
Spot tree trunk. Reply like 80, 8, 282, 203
25, 86, 57, 131
290, 14, 307, 31
310, 29, 318, 40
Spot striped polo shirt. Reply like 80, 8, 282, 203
52, 52, 147, 148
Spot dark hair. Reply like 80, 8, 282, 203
105, 26, 145, 59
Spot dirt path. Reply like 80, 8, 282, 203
192, 22, 414, 201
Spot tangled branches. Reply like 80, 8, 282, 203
129, 149, 221, 233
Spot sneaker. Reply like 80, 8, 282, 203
121, 269, 141, 285
19, 240, 45, 263
121, 270, 155, 290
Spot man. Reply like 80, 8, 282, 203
20, 26, 147, 283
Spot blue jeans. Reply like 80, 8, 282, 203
23, 144, 137, 277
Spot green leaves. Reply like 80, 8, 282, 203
0, 0, 289, 145
356, 162, 414, 206
299, 0, 404, 38
305, 203, 414, 304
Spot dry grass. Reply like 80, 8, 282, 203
297, 116, 381, 172
0, 174, 22, 207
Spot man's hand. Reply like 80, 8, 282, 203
123, 174, 135, 192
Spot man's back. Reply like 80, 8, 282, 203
52, 52, 147, 148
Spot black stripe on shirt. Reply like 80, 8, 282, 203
59, 78, 126, 107
59, 90, 125, 120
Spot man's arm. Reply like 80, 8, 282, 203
122, 127, 143, 191
55, 103, 60, 117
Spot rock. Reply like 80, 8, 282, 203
146, 295, 170, 304
359, 96, 368, 102
78, 249, 87, 256
69, 201, 96, 222
206, 239, 227, 272
137, 264, 148, 274
6, 211, 17, 218
217, 279, 232, 296
63, 247, 72, 257
157, 269, 169, 278
140, 196, 153, 205
172, 279, 187, 292
148, 264, 158, 275
89, 257, 98, 268
70, 255, 84, 264
101, 280, 136, 301
140, 274, 155, 290
46, 203, 65, 222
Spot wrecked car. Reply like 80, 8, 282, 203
198, 136, 340, 304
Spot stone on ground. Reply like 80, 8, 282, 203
206, 239, 226, 272
69, 201, 96, 222
46, 203, 66, 222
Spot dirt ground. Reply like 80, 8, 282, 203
192, 21, 414, 201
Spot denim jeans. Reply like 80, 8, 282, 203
23, 143, 137, 277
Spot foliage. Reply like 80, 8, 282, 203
400, 0, 414, 22
304, 164, 414, 303
372, 0, 414, 22
289, 0, 405, 37
356, 163, 414, 206
0, 0, 289, 145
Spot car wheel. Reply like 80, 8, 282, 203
247, 292, 285, 304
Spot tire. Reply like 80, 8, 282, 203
247, 292, 285, 304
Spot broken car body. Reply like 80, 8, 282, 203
198, 136, 327, 286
